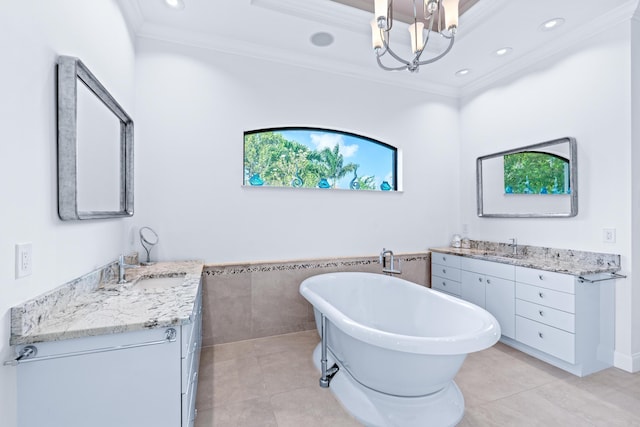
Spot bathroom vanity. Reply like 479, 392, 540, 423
7, 261, 203, 427
430, 243, 620, 377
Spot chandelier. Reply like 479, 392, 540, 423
371, 0, 459, 72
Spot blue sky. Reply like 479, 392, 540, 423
278, 129, 395, 190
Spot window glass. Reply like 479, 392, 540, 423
244, 128, 397, 191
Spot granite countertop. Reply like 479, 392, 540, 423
429, 245, 621, 277
10, 261, 203, 345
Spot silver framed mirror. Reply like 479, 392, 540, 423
477, 137, 578, 218
57, 55, 134, 220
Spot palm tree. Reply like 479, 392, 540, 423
309, 144, 358, 188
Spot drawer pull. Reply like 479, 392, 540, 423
538, 310, 544, 317
538, 332, 544, 339
443, 269, 447, 274
486, 279, 491, 284
442, 281, 447, 286
478, 277, 482, 282
538, 274, 544, 280
538, 292, 544, 298
442, 256, 447, 261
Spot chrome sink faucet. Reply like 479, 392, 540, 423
118, 254, 139, 284
380, 248, 401, 274
508, 238, 518, 255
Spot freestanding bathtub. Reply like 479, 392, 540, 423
299, 272, 500, 427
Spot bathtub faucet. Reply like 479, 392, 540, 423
380, 248, 401, 275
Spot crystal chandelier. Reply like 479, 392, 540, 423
371, 0, 459, 72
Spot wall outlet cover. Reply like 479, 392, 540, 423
15, 243, 33, 278
603, 228, 616, 243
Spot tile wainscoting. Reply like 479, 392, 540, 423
201, 252, 431, 346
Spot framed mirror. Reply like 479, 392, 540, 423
57, 55, 134, 220
477, 137, 577, 218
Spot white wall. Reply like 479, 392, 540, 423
630, 8, 640, 372
459, 25, 637, 370
131, 38, 461, 264
0, 1, 135, 425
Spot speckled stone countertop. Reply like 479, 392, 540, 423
430, 240, 620, 276
10, 260, 203, 345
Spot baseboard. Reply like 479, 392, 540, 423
613, 350, 640, 373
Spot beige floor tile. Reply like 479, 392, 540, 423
456, 343, 565, 407
251, 330, 319, 356
200, 330, 640, 427
270, 387, 361, 427
212, 355, 269, 407
211, 339, 256, 363
463, 390, 595, 427
258, 346, 320, 395
196, 397, 278, 427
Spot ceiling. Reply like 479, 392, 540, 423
118, 0, 637, 97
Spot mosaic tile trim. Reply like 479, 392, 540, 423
203, 253, 430, 276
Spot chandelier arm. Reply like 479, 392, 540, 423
381, 37, 412, 67
416, 35, 455, 66
376, 55, 409, 72
414, 3, 438, 62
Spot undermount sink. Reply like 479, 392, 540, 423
133, 275, 186, 290
482, 252, 525, 260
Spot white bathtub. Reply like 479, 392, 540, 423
300, 272, 500, 426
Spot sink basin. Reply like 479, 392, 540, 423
133, 276, 185, 290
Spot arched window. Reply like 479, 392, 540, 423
243, 128, 397, 191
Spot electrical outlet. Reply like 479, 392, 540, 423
15, 243, 32, 278
603, 228, 616, 243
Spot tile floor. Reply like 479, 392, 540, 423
195, 330, 640, 426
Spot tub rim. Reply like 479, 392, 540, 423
300, 272, 500, 355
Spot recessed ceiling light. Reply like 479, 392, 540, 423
539, 18, 565, 32
310, 32, 334, 47
165, 0, 185, 10
495, 47, 512, 57
455, 68, 471, 77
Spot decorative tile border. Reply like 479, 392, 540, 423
203, 253, 430, 276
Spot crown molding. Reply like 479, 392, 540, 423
250, 0, 370, 34
460, 0, 640, 98
136, 21, 460, 97
116, 0, 145, 35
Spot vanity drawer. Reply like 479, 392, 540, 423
461, 257, 515, 280
516, 282, 575, 313
431, 275, 461, 296
431, 264, 460, 282
516, 299, 575, 333
516, 267, 575, 294
516, 316, 575, 363
431, 252, 461, 268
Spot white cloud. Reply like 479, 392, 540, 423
310, 133, 358, 158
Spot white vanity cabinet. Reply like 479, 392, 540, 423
430, 249, 616, 376
431, 252, 462, 297
459, 258, 516, 339
16, 285, 203, 427
431, 252, 515, 339
512, 266, 614, 376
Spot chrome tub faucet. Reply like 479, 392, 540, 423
380, 248, 401, 274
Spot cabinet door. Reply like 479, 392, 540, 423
17, 328, 181, 427
461, 270, 485, 308
486, 276, 515, 339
